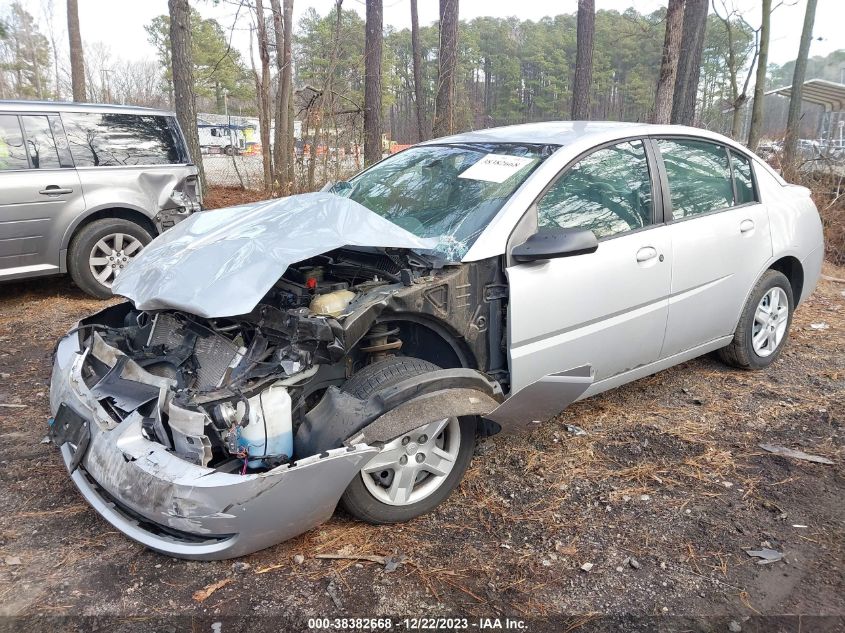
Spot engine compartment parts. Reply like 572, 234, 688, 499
309, 289, 357, 316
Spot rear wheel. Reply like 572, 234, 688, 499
718, 269, 794, 369
68, 218, 152, 299
339, 357, 476, 524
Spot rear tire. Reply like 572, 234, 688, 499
718, 269, 794, 370
68, 218, 152, 299
339, 357, 476, 524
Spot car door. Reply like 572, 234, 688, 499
0, 112, 83, 279
506, 138, 672, 394
655, 138, 772, 358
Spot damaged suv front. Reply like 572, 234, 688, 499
49, 142, 554, 559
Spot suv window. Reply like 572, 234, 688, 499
537, 140, 653, 239
657, 139, 734, 219
730, 150, 757, 205
0, 115, 29, 170
21, 115, 61, 169
61, 112, 185, 167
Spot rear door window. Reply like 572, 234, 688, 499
0, 115, 29, 170
21, 115, 62, 169
730, 151, 757, 205
656, 139, 734, 219
61, 112, 186, 167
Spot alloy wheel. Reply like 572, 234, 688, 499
88, 233, 144, 288
360, 417, 461, 506
752, 287, 789, 357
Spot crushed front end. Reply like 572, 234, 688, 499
49, 242, 505, 559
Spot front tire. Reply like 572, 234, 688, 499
718, 269, 794, 369
339, 357, 476, 524
68, 218, 152, 299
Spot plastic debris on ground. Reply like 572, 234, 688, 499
745, 548, 784, 565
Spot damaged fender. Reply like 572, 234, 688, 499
295, 369, 504, 456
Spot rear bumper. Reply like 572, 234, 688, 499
49, 331, 377, 560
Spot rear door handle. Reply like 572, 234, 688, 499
740, 219, 755, 233
636, 246, 658, 262
39, 186, 74, 196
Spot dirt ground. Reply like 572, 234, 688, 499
0, 266, 842, 633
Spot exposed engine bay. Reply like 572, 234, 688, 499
74, 247, 508, 473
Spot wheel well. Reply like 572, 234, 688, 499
71, 208, 158, 245
380, 317, 476, 370
769, 256, 804, 303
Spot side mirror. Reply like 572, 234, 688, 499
511, 228, 598, 263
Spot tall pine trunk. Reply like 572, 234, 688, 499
653, 0, 685, 124
270, 0, 291, 193
571, 0, 594, 120
747, 0, 771, 151
67, 0, 85, 101
671, 0, 706, 125
168, 0, 205, 194
432, 0, 458, 138
410, 0, 426, 142
783, 0, 818, 174
254, 0, 273, 190
363, 0, 383, 165
283, 0, 294, 187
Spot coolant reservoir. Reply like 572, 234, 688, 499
237, 383, 293, 467
309, 289, 356, 316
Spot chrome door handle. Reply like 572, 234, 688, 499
636, 246, 658, 262
740, 219, 755, 233
39, 186, 74, 196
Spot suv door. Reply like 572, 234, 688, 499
506, 139, 672, 394
654, 138, 772, 358
0, 113, 83, 280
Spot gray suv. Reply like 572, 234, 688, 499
0, 101, 201, 297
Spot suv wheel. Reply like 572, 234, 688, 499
718, 269, 794, 369
68, 218, 152, 299
339, 357, 476, 524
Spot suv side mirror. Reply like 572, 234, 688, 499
511, 228, 598, 263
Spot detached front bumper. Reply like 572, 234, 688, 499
48, 332, 378, 560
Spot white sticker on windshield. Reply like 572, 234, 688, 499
458, 154, 534, 183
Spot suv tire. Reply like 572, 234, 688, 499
68, 218, 153, 299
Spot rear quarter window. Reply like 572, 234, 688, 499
0, 115, 29, 170
61, 112, 187, 167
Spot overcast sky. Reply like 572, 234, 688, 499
3, 0, 843, 76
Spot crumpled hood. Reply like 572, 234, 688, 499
111, 192, 437, 318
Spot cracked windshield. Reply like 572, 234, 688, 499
332, 143, 557, 260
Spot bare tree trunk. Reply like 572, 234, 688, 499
432, 0, 458, 138
653, 0, 685, 124
168, 0, 206, 193
270, 0, 286, 191
67, 0, 86, 101
783, 0, 818, 174
671, 0, 706, 125
254, 0, 273, 190
571, 0, 594, 120
410, 0, 426, 142
283, 0, 295, 188
747, 0, 771, 151
363, 0, 383, 165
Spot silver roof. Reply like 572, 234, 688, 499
422, 120, 655, 146
0, 100, 175, 117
